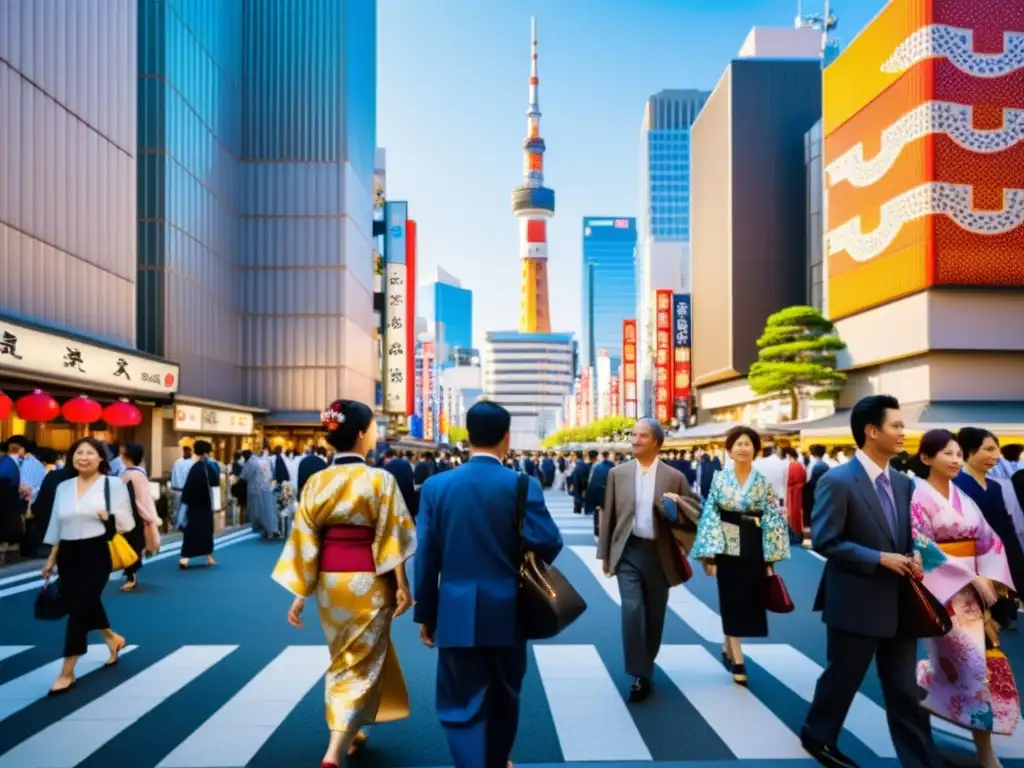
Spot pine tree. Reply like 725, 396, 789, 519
748, 305, 847, 421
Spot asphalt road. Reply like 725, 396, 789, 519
0, 490, 1020, 767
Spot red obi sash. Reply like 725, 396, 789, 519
320, 525, 375, 573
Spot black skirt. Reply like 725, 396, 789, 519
715, 509, 769, 638
180, 503, 214, 558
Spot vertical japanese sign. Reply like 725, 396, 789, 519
405, 220, 418, 414
574, 385, 582, 426
581, 367, 592, 424
672, 294, 692, 424
610, 375, 620, 417
410, 341, 424, 438
654, 290, 673, 423
383, 202, 408, 415
422, 341, 435, 441
622, 319, 638, 419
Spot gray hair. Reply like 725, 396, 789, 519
634, 417, 665, 447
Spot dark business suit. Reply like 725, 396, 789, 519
570, 460, 591, 514
803, 457, 942, 768
415, 455, 563, 768
382, 456, 418, 517
585, 459, 615, 535
296, 453, 327, 497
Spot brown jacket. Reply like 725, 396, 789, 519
596, 459, 702, 587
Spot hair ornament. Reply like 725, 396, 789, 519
320, 406, 346, 430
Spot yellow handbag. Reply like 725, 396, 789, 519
102, 478, 140, 572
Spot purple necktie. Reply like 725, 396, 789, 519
875, 473, 898, 539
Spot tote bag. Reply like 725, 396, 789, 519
103, 478, 140, 572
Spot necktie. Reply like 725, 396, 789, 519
875, 473, 898, 539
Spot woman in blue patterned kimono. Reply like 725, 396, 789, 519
691, 425, 791, 685
241, 450, 280, 539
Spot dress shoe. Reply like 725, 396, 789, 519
627, 676, 651, 702
801, 736, 859, 768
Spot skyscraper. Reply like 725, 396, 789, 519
581, 218, 637, 371
511, 17, 555, 334
637, 89, 709, 413
419, 267, 474, 362
136, 0, 378, 420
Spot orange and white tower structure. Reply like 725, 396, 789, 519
512, 16, 556, 333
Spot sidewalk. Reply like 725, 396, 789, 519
0, 524, 251, 578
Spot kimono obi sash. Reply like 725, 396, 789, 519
719, 508, 763, 559
938, 539, 976, 558
320, 525, 375, 573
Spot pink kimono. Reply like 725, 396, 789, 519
911, 481, 1019, 734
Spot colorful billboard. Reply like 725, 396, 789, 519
672, 294, 691, 422
383, 202, 409, 414
405, 220, 417, 414
421, 341, 435, 440
654, 290, 673, 423
823, 0, 1024, 320
622, 319, 637, 419
411, 341, 424, 438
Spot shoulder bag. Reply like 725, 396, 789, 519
103, 477, 140, 572
516, 473, 586, 639
897, 575, 952, 638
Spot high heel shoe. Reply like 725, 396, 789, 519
320, 763, 339, 768
720, 650, 733, 671
732, 663, 748, 686
47, 677, 76, 696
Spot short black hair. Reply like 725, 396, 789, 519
193, 440, 213, 456
849, 394, 900, 448
323, 400, 375, 452
957, 427, 998, 458
810, 444, 826, 458
1003, 444, 1023, 463
466, 401, 510, 448
724, 425, 761, 454
122, 442, 145, 466
918, 429, 956, 459
588, 450, 598, 460
67, 437, 111, 476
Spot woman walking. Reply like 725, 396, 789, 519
40, 437, 134, 694
691, 425, 791, 685
274, 399, 415, 768
119, 443, 161, 591
179, 440, 218, 569
912, 429, 1018, 768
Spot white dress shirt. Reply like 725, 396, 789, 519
170, 457, 195, 491
632, 458, 659, 540
854, 449, 889, 485
754, 453, 788, 504
44, 475, 136, 545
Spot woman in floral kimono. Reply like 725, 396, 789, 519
691, 425, 790, 686
911, 429, 1018, 768
273, 399, 415, 768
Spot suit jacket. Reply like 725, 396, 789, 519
413, 455, 563, 648
569, 460, 591, 500
296, 454, 327, 497
382, 457, 418, 517
597, 460, 700, 588
811, 458, 915, 637
584, 459, 615, 512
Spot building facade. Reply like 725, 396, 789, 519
419, 267, 473, 360
483, 331, 574, 449
137, 0, 378, 427
581, 217, 636, 371
637, 89, 708, 414
2, 1, 140, 347
690, 59, 823, 422
805, 119, 825, 312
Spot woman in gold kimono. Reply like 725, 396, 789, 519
272, 399, 416, 768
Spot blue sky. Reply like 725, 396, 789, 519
377, 0, 887, 350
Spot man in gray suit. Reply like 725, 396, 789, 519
597, 418, 701, 702
801, 395, 943, 768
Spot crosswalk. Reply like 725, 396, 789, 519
0, 493, 1019, 765
2, 635, 1017, 766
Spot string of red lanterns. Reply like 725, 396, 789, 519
0, 389, 143, 427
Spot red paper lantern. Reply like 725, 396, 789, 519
61, 395, 103, 424
0, 390, 11, 421
102, 398, 143, 428
15, 389, 60, 423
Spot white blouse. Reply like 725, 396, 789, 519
43, 475, 135, 545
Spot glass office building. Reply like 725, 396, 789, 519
805, 119, 825, 312
1, 2, 139, 347
137, 0, 378, 415
581, 217, 637, 371
435, 282, 473, 357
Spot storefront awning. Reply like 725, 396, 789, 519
796, 400, 1024, 447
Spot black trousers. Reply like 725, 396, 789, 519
616, 536, 669, 679
57, 536, 112, 658
803, 626, 943, 768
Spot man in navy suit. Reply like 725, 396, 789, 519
801, 395, 942, 768
414, 401, 563, 768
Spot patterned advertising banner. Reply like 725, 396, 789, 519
405, 220, 417, 414
581, 367, 592, 425
654, 291, 673, 422
622, 319, 637, 419
422, 341, 435, 441
383, 263, 408, 414
610, 375, 620, 417
672, 294, 692, 424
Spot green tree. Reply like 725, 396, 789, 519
447, 425, 468, 444
748, 305, 847, 422
542, 415, 636, 448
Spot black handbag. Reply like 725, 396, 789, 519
516, 473, 586, 639
34, 579, 67, 621
897, 576, 952, 638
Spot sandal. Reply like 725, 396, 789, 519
48, 676, 76, 696
732, 663, 748, 686
120, 578, 138, 592
105, 638, 126, 666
